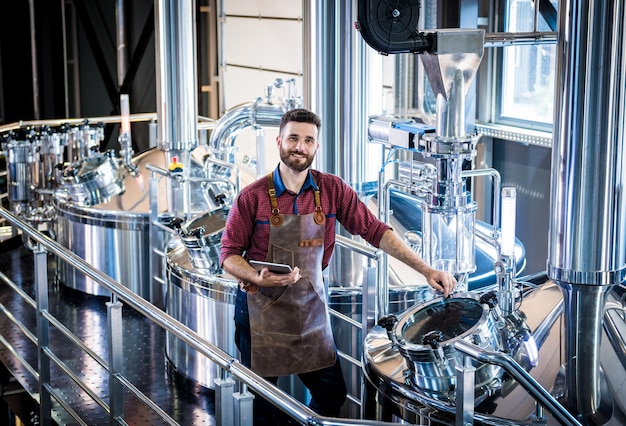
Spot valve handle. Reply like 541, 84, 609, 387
377, 315, 398, 332
480, 291, 499, 309
422, 330, 444, 349
169, 217, 184, 230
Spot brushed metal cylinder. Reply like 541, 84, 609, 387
548, 0, 626, 419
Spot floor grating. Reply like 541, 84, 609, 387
0, 237, 216, 425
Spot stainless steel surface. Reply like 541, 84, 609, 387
5, 140, 36, 204
547, 0, 626, 420
155, 0, 198, 152
154, 0, 199, 218
164, 238, 238, 389
483, 31, 557, 47
303, 0, 378, 184
420, 29, 484, 138
177, 209, 228, 272
453, 339, 581, 426
54, 147, 212, 300
115, 0, 127, 87
392, 294, 503, 402
548, 0, 626, 284
208, 100, 292, 162
558, 283, 614, 423
57, 153, 125, 206
363, 282, 626, 424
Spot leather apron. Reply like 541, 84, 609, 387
246, 173, 336, 377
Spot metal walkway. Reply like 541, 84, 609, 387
0, 236, 216, 425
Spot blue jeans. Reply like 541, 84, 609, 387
234, 289, 347, 422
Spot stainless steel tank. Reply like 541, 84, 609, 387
54, 147, 215, 301
164, 236, 239, 389
390, 293, 504, 402
363, 281, 626, 425
363, 283, 556, 424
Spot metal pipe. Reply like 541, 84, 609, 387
461, 168, 501, 236
604, 302, 626, 369
61, 0, 70, 118
335, 234, 381, 259
115, 0, 127, 87
454, 340, 582, 426
0, 113, 159, 133
155, 0, 198, 152
207, 101, 287, 162
203, 155, 241, 194
394, 54, 414, 118
548, 0, 626, 417
28, 0, 40, 120
483, 31, 557, 47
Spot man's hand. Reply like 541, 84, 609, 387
223, 255, 301, 290
256, 266, 301, 287
378, 229, 457, 297
424, 269, 456, 298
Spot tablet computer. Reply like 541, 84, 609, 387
250, 260, 293, 274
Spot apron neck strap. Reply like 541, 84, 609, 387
267, 171, 325, 225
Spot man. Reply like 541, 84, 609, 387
219, 108, 456, 423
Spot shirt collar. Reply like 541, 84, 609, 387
273, 166, 318, 196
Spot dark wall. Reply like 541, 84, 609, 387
0, 0, 156, 152
71, 0, 156, 151
1, 1, 38, 122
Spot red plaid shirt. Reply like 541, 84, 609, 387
220, 167, 391, 269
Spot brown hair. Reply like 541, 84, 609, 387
279, 108, 321, 134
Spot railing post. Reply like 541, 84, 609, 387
107, 296, 124, 423
233, 383, 254, 426
455, 357, 475, 426
34, 243, 52, 425
149, 169, 165, 307
215, 375, 235, 426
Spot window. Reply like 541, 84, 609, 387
498, 0, 557, 129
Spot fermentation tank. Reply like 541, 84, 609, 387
54, 147, 216, 302
164, 236, 239, 388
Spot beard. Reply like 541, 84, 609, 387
279, 146, 315, 172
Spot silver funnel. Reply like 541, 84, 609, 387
420, 29, 484, 138
548, 0, 626, 422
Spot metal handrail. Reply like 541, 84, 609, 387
0, 206, 397, 425
454, 340, 582, 426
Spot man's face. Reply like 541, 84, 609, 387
277, 121, 319, 172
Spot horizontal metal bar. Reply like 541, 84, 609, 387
484, 31, 557, 47
0, 334, 39, 383
45, 384, 90, 426
41, 310, 109, 370
335, 234, 382, 259
0, 301, 38, 345
44, 347, 110, 414
337, 350, 362, 369
115, 374, 179, 426
475, 122, 552, 148
0, 270, 37, 309
329, 307, 362, 329
0, 113, 216, 134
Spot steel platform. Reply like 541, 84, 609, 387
0, 236, 216, 425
